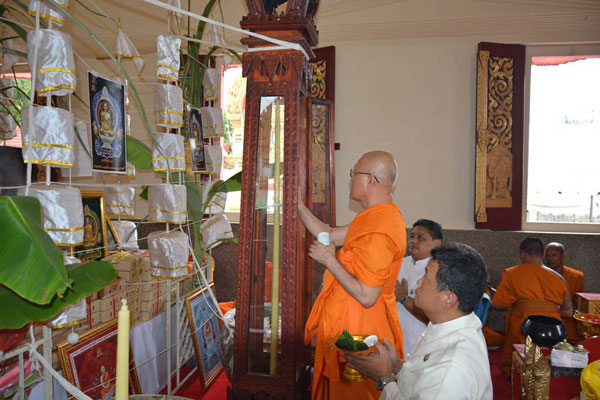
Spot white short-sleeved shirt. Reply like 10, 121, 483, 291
397, 256, 429, 356
381, 313, 493, 400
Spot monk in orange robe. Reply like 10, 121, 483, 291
298, 151, 406, 400
493, 236, 572, 377
545, 242, 585, 341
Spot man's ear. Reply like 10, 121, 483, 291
443, 291, 458, 309
433, 239, 442, 248
562, 252, 567, 262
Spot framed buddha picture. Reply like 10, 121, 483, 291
73, 191, 109, 260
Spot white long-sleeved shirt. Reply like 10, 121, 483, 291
396, 256, 429, 356
381, 313, 493, 400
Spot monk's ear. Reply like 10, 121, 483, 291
562, 252, 567, 262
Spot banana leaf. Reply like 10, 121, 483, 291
126, 135, 153, 170
0, 196, 70, 305
0, 261, 117, 329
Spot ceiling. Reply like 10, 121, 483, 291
5, 0, 600, 60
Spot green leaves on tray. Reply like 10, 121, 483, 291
335, 330, 368, 351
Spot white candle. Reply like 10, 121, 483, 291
115, 299, 130, 400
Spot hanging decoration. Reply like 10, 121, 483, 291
105, 186, 136, 218
201, 180, 226, 214
154, 84, 183, 128
200, 107, 225, 138
204, 144, 223, 176
148, 183, 187, 224
151, 132, 185, 172
21, 105, 75, 167
26, 29, 76, 96
156, 35, 181, 82
148, 230, 190, 279
201, 214, 233, 250
60, 120, 93, 178
27, 0, 69, 27
116, 28, 145, 73
202, 69, 219, 102
111, 220, 139, 251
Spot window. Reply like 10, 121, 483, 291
220, 64, 246, 215
523, 45, 600, 232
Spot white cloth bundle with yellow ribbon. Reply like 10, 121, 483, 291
19, 185, 84, 246
0, 79, 16, 140
156, 34, 181, 82
105, 186, 135, 218
116, 28, 144, 73
201, 214, 233, 250
111, 220, 139, 251
49, 255, 87, 328
152, 132, 185, 172
200, 107, 225, 138
148, 230, 190, 279
202, 68, 219, 101
27, 29, 76, 96
59, 120, 92, 177
154, 83, 183, 128
28, 0, 68, 27
148, 184, 187, 224
21, 105, 75, 167
201, 180, 226, 214
204, 144, 223, 176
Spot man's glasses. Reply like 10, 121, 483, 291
350, 168, 380, 183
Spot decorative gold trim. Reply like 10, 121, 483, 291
23, 159, 74, 167
106, 203, 135, 209
152, 156, 185, 161
22, 141, 75, 150
156, 74, 178, 82
157, 64, 179, 73
154, 109, 183, 116
152, 167, 186, 172
155, 120, 183, 126
152, 264, 188, 271
27, 10, 64, 24
37, 84, 76, 94
106, 217, 121, 246
147, 219, 186, 224
475, 50, 489, 223
36, 68, 75, 75
115, 53, 142, 59
203, 125, 225, 130
44, 226, 84, 232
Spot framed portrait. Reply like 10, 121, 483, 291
185, 283, 222, 391
73, 191, 108, 260
106, 218, 120, 253
57, 319, 141, 399
88, 71, 127, 174
188, 106, 206, 172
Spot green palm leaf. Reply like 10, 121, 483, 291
0, 261, 117, 329
0, 196, 70, 305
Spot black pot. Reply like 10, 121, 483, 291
520, 315, 566, 347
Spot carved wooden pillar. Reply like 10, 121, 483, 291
232, 1, 319, 399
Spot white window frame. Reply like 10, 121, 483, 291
522, 42, 600, 234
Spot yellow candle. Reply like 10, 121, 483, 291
115, 299, 130, 400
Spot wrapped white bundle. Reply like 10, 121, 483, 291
27, 29, 76, 96
116, 28, 144, 73
0, 79, 16, 140
126, 161, 136, 177
50, 255, 86, 328
154, 84, 183, 128
200, 107, 225, 138
152, 132, 185, 172
112, 220, 139, 251
21, 105, 75, 167
207, 23, 226, 47
148, 230, 190, 279
60, 120, 92, 177
105, 186, 135, 218
167, 0, 183, 33
201, 214, 233, 250
28, 0, 68, 27
202, 68, 219, 101
20, 185, 84, 246
148, 184, 187, 224
205, 145, 222, 176
201, 180, 226, 214
156, 35, 181, 82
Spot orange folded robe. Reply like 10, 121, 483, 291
305, 203, 406, 400
561, 265, 585, 341
493, 263, 568, 376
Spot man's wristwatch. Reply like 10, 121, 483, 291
375, 373, 396, 391
399, 295, 408, 305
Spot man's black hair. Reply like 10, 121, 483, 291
520, 236, 545, 257
412, 219, 443, 241
431, 244, 488, 314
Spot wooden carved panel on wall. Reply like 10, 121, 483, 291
475, 42, 525, 231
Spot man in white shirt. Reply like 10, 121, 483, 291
344, 244, 493, 400
395, 219, 443, 356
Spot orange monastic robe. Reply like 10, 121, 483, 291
305, 203, 406, 400
493, 263, 569, 376
561, 265, 585, 341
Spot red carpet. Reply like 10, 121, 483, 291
167, 349, 508, 399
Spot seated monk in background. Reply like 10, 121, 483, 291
493, 236, 573, 377
545, 242, 585, 341
298, 150, 406, 400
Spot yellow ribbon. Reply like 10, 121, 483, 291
22, 141, 75, 150
36, 68, 75, 75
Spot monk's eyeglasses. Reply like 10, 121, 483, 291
350, 168, 380, 183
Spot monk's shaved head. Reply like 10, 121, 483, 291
358, 151, 398, 187
546, 242, 565, 254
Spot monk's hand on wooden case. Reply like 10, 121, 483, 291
309, 240, 337, 267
